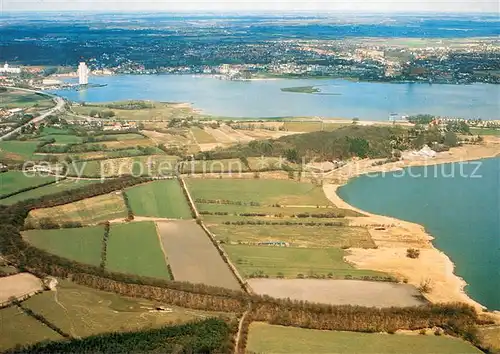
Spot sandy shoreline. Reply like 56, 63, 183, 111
322, 137, 500, 318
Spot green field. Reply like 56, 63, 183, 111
0, 140, 40, 161
27, 193, 128, 226
190, 126, 217, 143
0, 306, 62, 352
210, 223, 373, 248
470, 128, 500, 136
0, 179, 99, 205
125, 180, 192, 219
0, 90, 54, 109
72, 101, 194, 121
68, 155, 178, 177
23, 225, 104, 266
187, 179, 333, 206
225, 245, 387, 279
38, 134, 83, 144
21, 280, 218, 340
247, 322, 482, 354
181, 159, 248, 174
106, 222, 171, 279
0, 171, 55, 196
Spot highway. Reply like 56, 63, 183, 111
0, 87, 66, 141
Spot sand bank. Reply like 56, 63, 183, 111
322, 138, 500, 319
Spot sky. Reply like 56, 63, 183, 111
1, 0, 498, 13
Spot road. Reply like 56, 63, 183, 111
0, 87, 66, 141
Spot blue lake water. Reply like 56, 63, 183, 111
338, 158, 500, 310
51, 75, 500, 120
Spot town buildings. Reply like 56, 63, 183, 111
0, 63, 21, 74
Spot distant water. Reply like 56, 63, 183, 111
338, 158, 500, 310
51, 75, 500, 120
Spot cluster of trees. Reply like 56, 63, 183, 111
102, 101, 154, 110
199, 211, 230, 216
195, 198, 261, 207
122, 192, 134, 221
222, 220, 344, 227
99, 222, 110, 270
6, 318, 235, 354
293, 212, 345, 218
88, 109, 115, 118
195, 125, 404, 163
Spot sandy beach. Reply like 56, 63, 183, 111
322, 137, 500, 320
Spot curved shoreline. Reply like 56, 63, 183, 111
321, 138, 500, 316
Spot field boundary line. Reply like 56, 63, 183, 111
178, 176, 252, 294
154, 221, 175, 280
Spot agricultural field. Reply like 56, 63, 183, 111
141, 129, 194, 147
125, 180, 192, 219
180, 158, 248, 174
0, 273, 43, 305
21, 280, 223, 339
0, 179, 99, 205
68, 155, 178, 178
26, 192, 128, 226
156, 220, 240, 290
0, 171, 55, 196
283, 121, 348, 132
72, 101, 195, 121
224, 245, 386, 279
78, 137, 156, 150
38, 134, 83, 144
0, 306, 62, 352
23, 225, 105, 266
246, 322, 482, 354
99, 133, 145, 140
187, 179, 333, 206
210, 223, 373, 248
0, 89, 54, 109
0, 140, 40, 161
190, 126, 217, 143
470, 128, 500, 136
105, 222, 171, 279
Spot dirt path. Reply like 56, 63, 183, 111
234, 309, 250, 354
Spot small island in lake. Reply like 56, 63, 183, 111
281, 85, 321, 94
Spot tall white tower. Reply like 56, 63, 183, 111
77, 62, 89, 85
